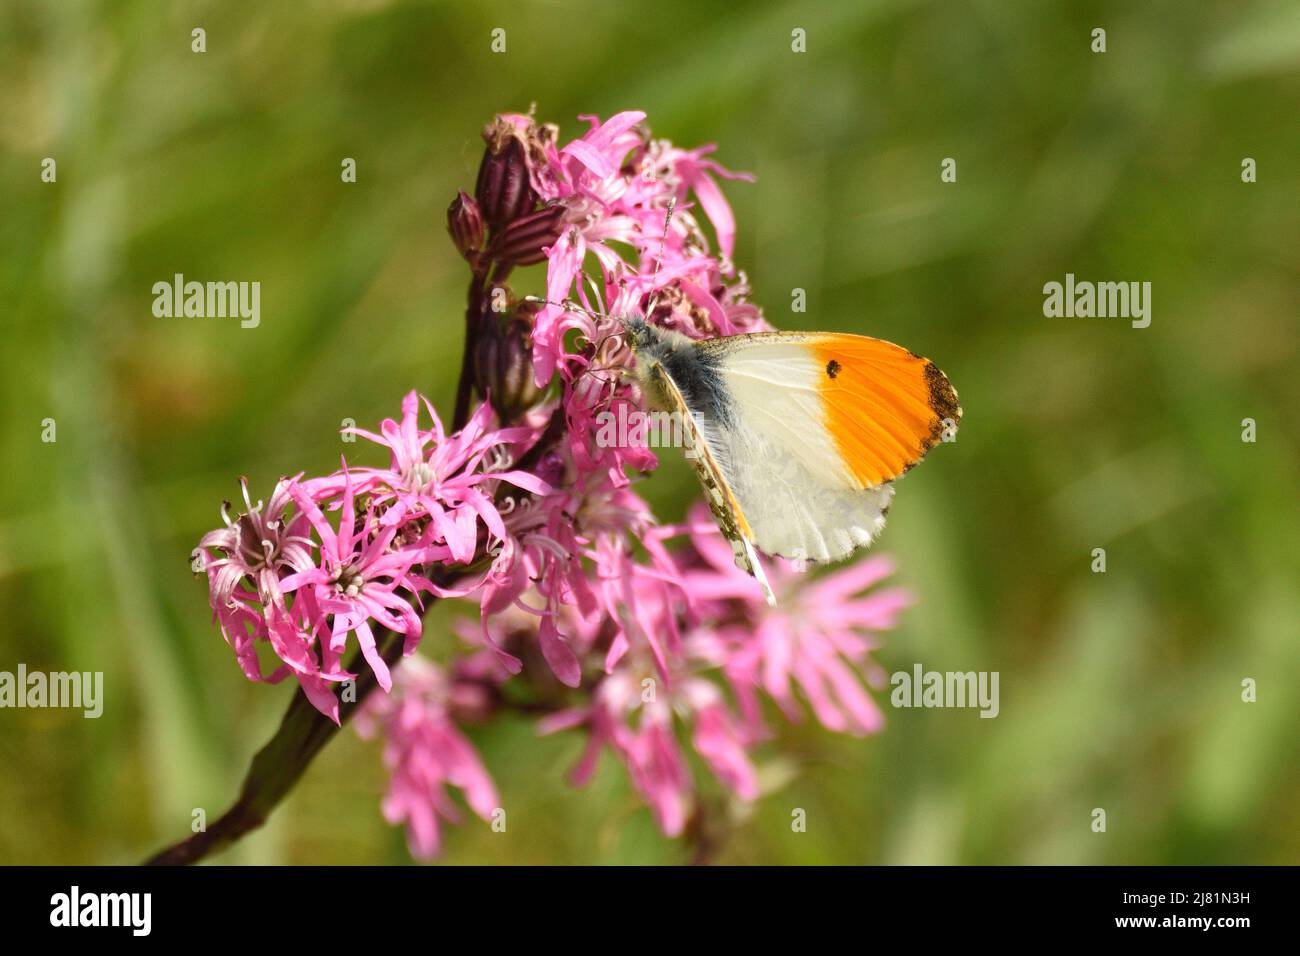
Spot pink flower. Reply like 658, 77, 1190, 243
536, 504, 907, 838
282, 466, 429, 693
519, 111, 759, 387
684, 679, 760, 802
355, 656, 499, 860
322, 392, 551, 564
196, 477, 348, 719
474, 463, 689, 688
676, 508, 912, 737
196, 393, 550, 723
541, 655, 758, 838
195, 476, 314, 612
653, 142, 755, 261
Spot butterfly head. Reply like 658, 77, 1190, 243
620, 314, 653, 353
621, 314, 691, 366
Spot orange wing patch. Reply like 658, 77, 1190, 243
811, 334, 961, 488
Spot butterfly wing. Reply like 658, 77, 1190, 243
644, 361, 777, 605
694, 331, 960, 563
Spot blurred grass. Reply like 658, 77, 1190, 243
0, 0, 1297, 864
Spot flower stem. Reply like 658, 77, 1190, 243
143, 626, 409, 865
452, 272, 488, 431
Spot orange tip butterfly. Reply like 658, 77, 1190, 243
624, 317, 961, 606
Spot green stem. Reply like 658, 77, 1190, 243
452, 272, 487, 431
143, 627, 408, 865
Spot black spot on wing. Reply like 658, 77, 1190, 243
826, 359, 841, 379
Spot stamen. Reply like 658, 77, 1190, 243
406, 461, 435, 490
333, 564, 365, 597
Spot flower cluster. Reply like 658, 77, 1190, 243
196, 109, 913, 860
537, 509, 910, 837
193, 395, 549, 723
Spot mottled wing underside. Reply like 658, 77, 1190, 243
649, 364, 777, 606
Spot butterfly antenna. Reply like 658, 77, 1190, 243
640, 197, 676, 323
522, 294, 602, 321
523, 289, 622, 359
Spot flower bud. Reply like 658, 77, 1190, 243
476, 121, 537, 233
486, 205, 565, 266
447, 190, 484, 262
475, 314, 545, 420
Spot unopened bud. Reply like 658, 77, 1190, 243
476, 123, 537, 232
487, 206, 565, 266
447, 190, 485, 262
475, 314, 545, 420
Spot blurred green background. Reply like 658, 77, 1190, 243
2, 0, 1297, 865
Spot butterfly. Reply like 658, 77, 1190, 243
624, 316, 960, 605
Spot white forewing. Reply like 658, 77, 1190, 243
703, 338, 894, 563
